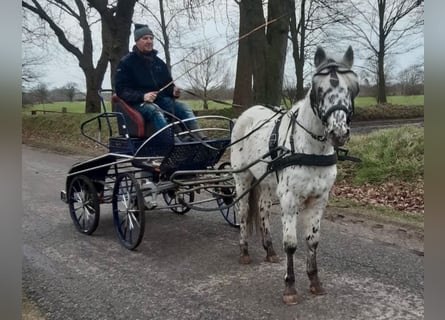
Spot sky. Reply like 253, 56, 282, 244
26, 2, 424, 93
37, 40, 424, 93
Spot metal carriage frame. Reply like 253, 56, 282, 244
60, 90, 239, 250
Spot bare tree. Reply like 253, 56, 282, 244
22, 51, 44, 89
22, 0, 137, 113
334, 0, 424, 103
32, 82, 51, 105
288, 0, 351, 101
22, 18, 48, 90
137, 0, 186, 72
399, 63, 424, 95
63, 82, 79, 102
181, 45, 230, 109
136, 1, 220, 75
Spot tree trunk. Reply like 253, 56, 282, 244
236, 0, 289, 106
247, 0, 267, 104
232, 1, 254, 111
289, 0, 306, 101
81, 65, 105, 113
85, 83, 103, 113
377, 0, 387, 104
264, 0, 290, 106
377, 50, 387, 103
94, 0, 136, 95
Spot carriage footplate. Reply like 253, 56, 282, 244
132, 158, 162, 173
60, 190, 67, 203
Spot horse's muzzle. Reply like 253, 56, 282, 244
327, 125, 350, 147
326, 110, 351, 147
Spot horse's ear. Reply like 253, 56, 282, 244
342, 46, 354, 68
314, 47, 326, 68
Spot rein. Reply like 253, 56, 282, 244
182, 89, 245, 109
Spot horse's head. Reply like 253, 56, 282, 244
309, 46, 360, 147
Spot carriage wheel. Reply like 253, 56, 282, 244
68, 175, 100, 235
162, 187, 194, 214
215, 162, 239, 228
112, 172, 145, 250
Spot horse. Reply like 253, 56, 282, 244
230, 46, 359, 305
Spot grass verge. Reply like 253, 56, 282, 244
328, 196, 424, 231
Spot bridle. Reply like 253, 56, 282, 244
309, 62, 358, 126
267, 63, 360, 172
283, 62, 358, 144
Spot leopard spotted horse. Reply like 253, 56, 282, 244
230, 46, 359, 304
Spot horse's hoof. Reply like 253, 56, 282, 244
264, 255, 280, 263
310, 284, 327, 295
239, 255, 252, 264
282, 294, 299, 305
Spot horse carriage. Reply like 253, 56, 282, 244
60, 89, 239, 250
61, 46, 360, 304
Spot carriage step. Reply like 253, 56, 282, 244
60, 190, 67, 203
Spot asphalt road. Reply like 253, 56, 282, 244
22, 145, 424, 320
351, 117, 424, 135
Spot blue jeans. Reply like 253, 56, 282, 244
133, 103, 167, 131
133, 97, 198, 131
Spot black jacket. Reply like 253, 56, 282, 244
115, 46, 175, 105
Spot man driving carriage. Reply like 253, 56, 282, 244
115, 23, 205, 139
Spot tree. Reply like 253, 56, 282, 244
137, 0, 191, 73
181, 45, 230, 109
32, 83, 50, 105
22, 51, 44, 90
136, 1, 223, 78
22, 0, 137, 113
399, 63, 424, 95
233, 0, 290, 108
22, 22, 47, 90
288, 0, 350, 101
64, 82, 79, 102
335, 0, 424, 103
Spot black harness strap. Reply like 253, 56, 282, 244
268, 152, 338, 172
268, 114, 285, 160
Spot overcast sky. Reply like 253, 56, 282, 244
38, 41, 423, 92
28, 2, 424, 92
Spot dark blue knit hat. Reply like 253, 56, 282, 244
134, 23, 154, 41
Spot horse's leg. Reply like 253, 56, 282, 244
302, 199, 327, 295
258, 185, 279, 263
280, 196, 300, 304
233, 171, 254, 264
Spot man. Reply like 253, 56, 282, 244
115, 23, 203, 138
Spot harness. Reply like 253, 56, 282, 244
267, 112, 339, 173
267, 116, 360, 173
267, 62, 360, 173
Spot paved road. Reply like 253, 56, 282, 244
351, 117, 423, 134
22, 145, 423, 320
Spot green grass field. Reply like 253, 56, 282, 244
22, 95, 424, 114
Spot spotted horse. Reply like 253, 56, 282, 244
230, 46, 360, 304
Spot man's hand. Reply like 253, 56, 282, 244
173, 86, 181, 98
144, 91, 158, 103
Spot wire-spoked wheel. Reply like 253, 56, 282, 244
112, 172, 145, 250
162, 187, 194, 214
215, 162, 239, 228
68, 175, 100, 235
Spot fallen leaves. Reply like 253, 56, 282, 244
331, 180, 424, 214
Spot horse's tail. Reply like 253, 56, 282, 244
247, 179, 261, 235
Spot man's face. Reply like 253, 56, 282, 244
136, 34, 154, 53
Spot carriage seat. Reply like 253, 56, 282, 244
112, 95, 155, 138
